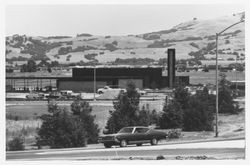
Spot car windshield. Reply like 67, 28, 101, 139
118, 127, 134, 133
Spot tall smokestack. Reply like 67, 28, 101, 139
168, 49, 176, 88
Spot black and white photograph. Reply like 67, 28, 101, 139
2, 0, 248, 163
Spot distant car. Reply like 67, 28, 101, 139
97, 86, 126, 94
98, 126, 167, 148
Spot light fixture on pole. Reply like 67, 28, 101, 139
215, 16, 244, 137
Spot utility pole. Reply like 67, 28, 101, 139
214, 18, 244, 137
215, 34, 219, 137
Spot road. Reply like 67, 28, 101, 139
6, 139, 245, 160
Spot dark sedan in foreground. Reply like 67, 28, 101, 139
98, 126, 167, 148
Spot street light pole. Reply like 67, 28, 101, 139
93, 64, 96, 101
215, 34, 219, 137
235, 56, 238, 92
214, 18, 244, 137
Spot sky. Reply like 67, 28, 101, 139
5, 4, 244, 36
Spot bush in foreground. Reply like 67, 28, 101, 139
37, 99, 99, 148
7, 136, 25, 151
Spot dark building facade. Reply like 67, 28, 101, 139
57, 49, 189, 92
58, 67, 168, 92
57, 66, 189, 92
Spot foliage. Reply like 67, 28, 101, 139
113, 58, 155, 65
72, 45, 97, 52
147, 40, 175, 48
218, 74, 241, 114
85, 53, 98, 61
6, 56, 28, 62
159, 100, 183, 129
37, 100, 99, 148
7, 136, 25, 151
105, 81, 141, 134
167, 129, 181, 139
159, 86, 215, 131
182, 91, 214, 131
38, 104, 87, 148
137, 105, 159, 126
189, 42, 199, 49
58, 46, 72, 55
112, 40, 118, 46
76, 33, 93, 37
104, 43, 118, 51
21, 59, 36, 72
21, 38, 61, 57
70, 98, 99, 144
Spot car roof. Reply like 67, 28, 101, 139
123, 126, 149, 129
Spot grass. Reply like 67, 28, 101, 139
6, 97, 244, 150
6, 119, 42, 147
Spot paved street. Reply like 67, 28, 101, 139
6, 139, 245, 160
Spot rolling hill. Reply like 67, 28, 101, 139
6, 12, 245, 65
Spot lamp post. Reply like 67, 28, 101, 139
93, 63, 96, 101
235, 56, 238, 93
215, 18, 244, 137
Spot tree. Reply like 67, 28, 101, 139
173, 86, 190, 110
37, 99, 99, 148
71, 98, 99, 144
182, 93, 214, 131
105, 81, 141, 134
37, 103, 87, 148
218, 73, 241, 114
160, 86, 215, 131
159, 100, 183, 129
51, 61, 59, 67
138, 105, 159, 126
38, 59, 49, 67
27, 59, 37, 72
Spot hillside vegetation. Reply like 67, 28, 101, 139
6, 12, 244, 64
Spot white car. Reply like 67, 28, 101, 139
97, 86, 126, 94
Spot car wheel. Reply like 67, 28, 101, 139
136, 143, 142, 146
151, 138, 158, 145
104, 144, 112, 148
120, 140, 127, 147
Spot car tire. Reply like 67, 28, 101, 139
136, 143, 142, 146
104, 144, 112, 148
120, 140, 127, 147
151, 138, 158, 145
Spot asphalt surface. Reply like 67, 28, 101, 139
6, 139, 245, 160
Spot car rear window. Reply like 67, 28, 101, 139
134, 128, 149, 133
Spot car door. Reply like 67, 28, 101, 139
133, 128, 150, 142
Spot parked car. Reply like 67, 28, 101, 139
97, 86, 126, 94
98, 126, 167, 148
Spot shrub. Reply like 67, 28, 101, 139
225, 40, 230, 44
37, 101, 98, 148
105, 81, 141, 134
190, 42, 199, 49
104, 43, 118, 52
70, 98, 99, 144
159, 100, 183, 129
156, 155, 165, 160
167, 129, 181, 139
7, 136, 25, 151
183, 96, 214, 131
84, 53, 98, 61
218, 74, 241, 114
